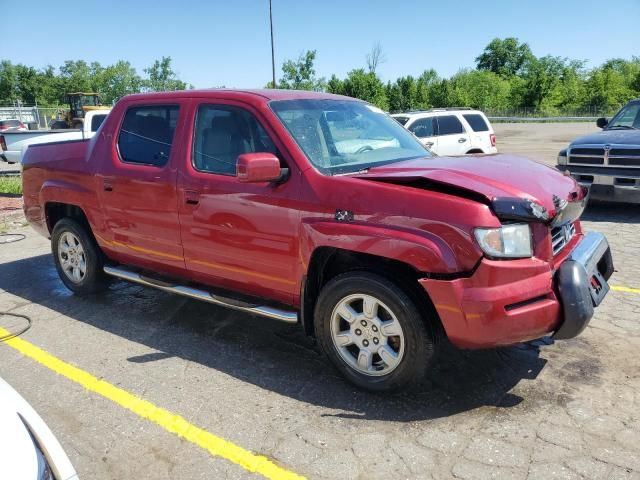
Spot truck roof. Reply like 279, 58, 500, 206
122, 89, 356, 103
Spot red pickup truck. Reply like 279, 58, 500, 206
22, 90, 613, 391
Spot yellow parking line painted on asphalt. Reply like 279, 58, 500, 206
0, 328, 304, 480
611, 285, 640, 294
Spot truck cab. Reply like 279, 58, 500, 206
557, 99, 640, 203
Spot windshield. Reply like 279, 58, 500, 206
607, 102, 640, 129
270, 99, 431, 174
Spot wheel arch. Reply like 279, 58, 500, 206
301, 247, 445, 341
45, 202, 90, 234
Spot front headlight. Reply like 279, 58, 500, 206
474, 223, 533, 258
557, 150, 567, 165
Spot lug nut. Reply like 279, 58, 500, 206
361, 320, 367, 326
355, 329, 362, 336
363, 340, 369, 347
373, 338, 379, 345
372, 325, 378, 332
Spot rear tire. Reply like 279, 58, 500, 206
51, 218, 109, 295
314, 271, 436, 392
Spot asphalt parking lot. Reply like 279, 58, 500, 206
1, 123, 639, 479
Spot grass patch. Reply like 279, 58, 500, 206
0, 176, 22, 195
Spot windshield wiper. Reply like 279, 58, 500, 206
608, 125, 638, 130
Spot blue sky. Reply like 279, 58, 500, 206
5, 0, 639, 88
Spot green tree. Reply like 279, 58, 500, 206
446, 69, 511, 111
273, 50, 326, 91
340, 69, 388, 110
94, 61, 142, 104
143, 56, 187, 92
476, 37, 534, 77
59, 60, 94, 94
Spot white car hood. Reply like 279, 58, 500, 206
0, 395, 38, 480
0, 377, 78, 480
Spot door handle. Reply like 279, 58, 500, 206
458, 137, 467, 143
103, 176, 116, 192
184, 190, 200, 205
425, 142, 434, 148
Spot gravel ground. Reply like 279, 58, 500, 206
0, 123, 638, 480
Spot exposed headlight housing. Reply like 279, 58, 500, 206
474, 223, 533, 258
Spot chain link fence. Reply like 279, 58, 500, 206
0, 104, 67, 129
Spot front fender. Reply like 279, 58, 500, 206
300, 219, 468, 274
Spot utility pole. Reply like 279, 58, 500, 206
269, 0, 276, 88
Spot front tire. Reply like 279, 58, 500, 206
51, 218, 109, 295
314, 271, 436, 392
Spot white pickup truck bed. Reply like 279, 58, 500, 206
1, 110, 110, 164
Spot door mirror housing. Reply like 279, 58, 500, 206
596, 117, 608, 129
237, 153, 285, 183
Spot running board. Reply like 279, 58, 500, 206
103, 265, 298, 324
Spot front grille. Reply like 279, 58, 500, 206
608, 156, 640, 167
568, 145, 640, 167
551, 222, 576, 255
568, 147, 605, 165
568, 156, 604, 165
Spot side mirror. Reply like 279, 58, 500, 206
237, 153, 285, 183
596, 117, 608, 129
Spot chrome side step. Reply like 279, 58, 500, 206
103, 265, 298, 324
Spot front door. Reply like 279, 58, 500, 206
177, 101, 301, 305
407, 117, 438, 153
97, 102, 186, 275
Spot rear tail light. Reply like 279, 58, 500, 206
490, 134, 496, 147
0, 135, 6, 151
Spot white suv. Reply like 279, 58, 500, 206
392, 108, 497, 156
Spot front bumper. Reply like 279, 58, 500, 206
420, 232, 613, 348
557, 165, 640, 204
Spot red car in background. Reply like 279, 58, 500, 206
21, 89, 613, 391
0, 119, 28, 132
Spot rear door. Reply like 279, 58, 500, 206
434, 115, 470, 156
407, 117, 438, 152
97, 102, 186, 275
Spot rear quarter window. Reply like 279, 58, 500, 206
462, 114, 489, 132
91, 114, 107, 132
393, 116, 409, 126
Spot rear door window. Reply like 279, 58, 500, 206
436, 115, 464, 136
117, 105, 180, 166
462, 114, 489, 132
408, 118, 436, 138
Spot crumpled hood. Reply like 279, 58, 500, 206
570, 129, 640, 146
354, 154, 583, 218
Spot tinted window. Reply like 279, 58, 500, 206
393, 116, 409, 126
117, 106, 179, 166
193, 105, 277, 175
437, 115, 464, 135
408, 118, 435, 138
462, 114, 489, 132
91, 114, 107, 132
1, 120, 21, 128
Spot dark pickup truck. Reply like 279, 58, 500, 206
557, 98, 640, 203
22, 89, 613, 391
